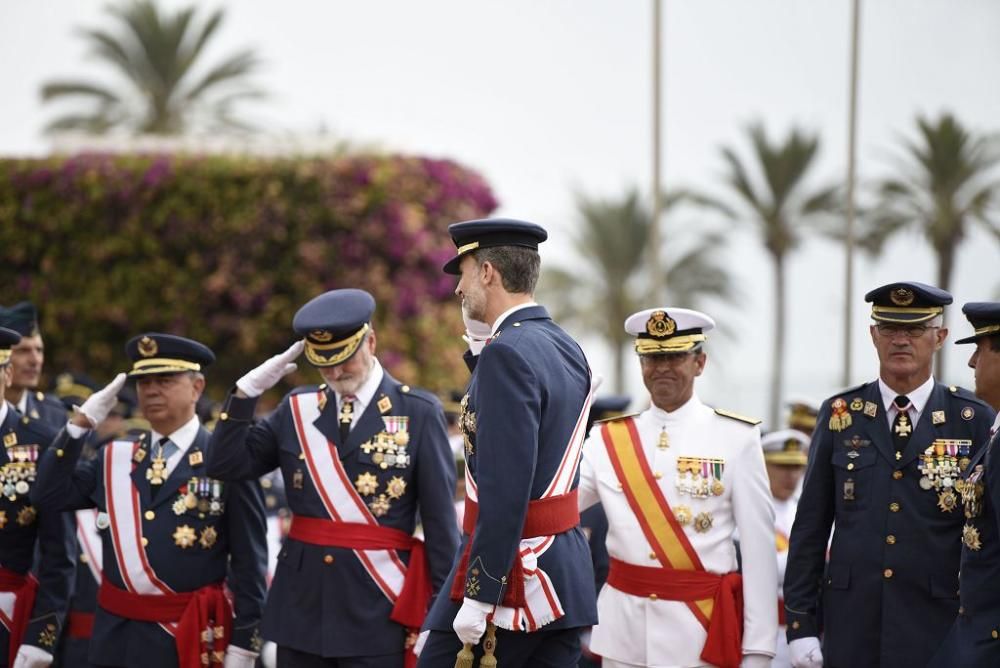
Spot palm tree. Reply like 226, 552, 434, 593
40, 1, 264, 135
542, 188, 736, 393
704, 124, 839, 428
863, 113, 1000, 379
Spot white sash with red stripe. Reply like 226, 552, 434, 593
472, 381, 595, 632
289, 391, 407, 603
0, 591, 12, 632
76, 509, 104, 584
105, 440, 177, 635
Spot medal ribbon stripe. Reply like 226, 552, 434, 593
105, 441, 178, 635
76, 508, 103, 584
601, 417, 714, 627
290, 392, 407, 603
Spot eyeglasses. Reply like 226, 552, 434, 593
875, 323, 937, 338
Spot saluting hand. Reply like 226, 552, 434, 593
236, 340, 304, 398
462, 311, 491, 356
73, 372, 127, 428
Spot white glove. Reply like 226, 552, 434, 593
413, 629, 429, 657
222, 645, 257, 668
74, 373, 127, 428
236, 341, 304, 398
462, 312, 492, 356
260, 641, 277, 668
789, 637, 823, 668
741, 653, 772, 668
452, 597, 493, 645
13, 645, 53, 668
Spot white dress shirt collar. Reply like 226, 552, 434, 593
336, 358, 384, 420
150, 414, 201, 478
646, 393, 703, 424
491, 302, 539, 336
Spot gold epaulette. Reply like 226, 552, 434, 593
713, 408, 762, 426
594, 411, 641, 425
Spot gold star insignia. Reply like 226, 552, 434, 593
386, 476, 407, 499
16, 506, 36, 527
199, 526, 218, 549
173, 524, 197, 548
369, 494, 391, 517
355, 472, 379, 496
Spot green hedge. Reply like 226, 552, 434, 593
0, 152, 498, 399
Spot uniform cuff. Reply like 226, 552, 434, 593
221, 392, 258, 422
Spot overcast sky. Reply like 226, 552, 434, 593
2, 1, 998, 426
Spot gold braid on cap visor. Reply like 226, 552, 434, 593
635, 333, 706, 355
304, 323, 369, 367
871, 305, 943, 324
974, 324, 1000, 336
129, 358, 202, 376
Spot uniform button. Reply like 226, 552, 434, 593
959, 606, 965, 614
323, 555, 334, 565
144, 511, 155, 521
792, 621, 800, 630
79, 554, 89, 564
56, 449, 64, 458
886, 535, 896, 545
654, 471, 663, 479
219, 412, 229, 421
649, 552, 657, 560
892, 471, 903, 480
141, 537, 149, 547
648, 594, 658, 600
992, 629, 998, 639
890, 502, 900, 512
847, 463, 855, 471
884, 568, 893, 579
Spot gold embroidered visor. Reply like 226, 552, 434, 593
304, 323, 370, 367
871, 305, 944, 324
128, 358, 203, 377
634, 333, 707, 355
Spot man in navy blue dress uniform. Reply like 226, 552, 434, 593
0, 303, 67, 429
206, 288, 460, 667
930, 302, 1000, 667
31, 333, 268, 668
784, 282, 995, 668
418, 218, 598, 667
0, 327, 74, 668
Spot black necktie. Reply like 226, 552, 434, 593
339, 396, 355, 443
892, 395, 912, 456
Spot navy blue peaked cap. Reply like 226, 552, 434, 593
955, 302, 1000, 345
0, 302, 39, 337
865, 281, 952, 324
0, 327, 21, 366
52, 371, 99, 409
293, 289, 376, 367
125, 333, 215, 377
443, 218, 548, 275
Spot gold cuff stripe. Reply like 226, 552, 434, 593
457, 241, 480, 255
635, 334, 706, 354
131, 358, 202, 372
305, 324, 369, 367
975, 324, 1000, 336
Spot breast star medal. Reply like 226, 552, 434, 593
693, 512, 714, 533
386, 476, 407, 499
355, 472, 379, 496
199, 526, 218, 549
674, 505, 693, 526
937, 490, 958, 513
963, 524, 982, 551
16, 505, 36, 527
173, 524, 197, 549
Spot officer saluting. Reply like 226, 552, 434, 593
31, 333, 268, 668
578, 307, 777, 668
784, 282, 995, 668
930, 302, 1000, 667
419, 219, 598, 667
207, 289, 459, 667
0, 327, 73, 668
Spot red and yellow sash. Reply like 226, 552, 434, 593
601, 417, 713, 628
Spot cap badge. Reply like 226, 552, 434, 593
310, 330, 333, 343
890, 288, 915, 306
646, 311, 677, 338
138, 336, 158, 357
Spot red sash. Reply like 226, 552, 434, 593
98, 579, 232, 668
288, 515, 431, 629
448, 490, 580, 607
66, 611, 95, 639
607, 558, 744, 668
0, 568, 38, 667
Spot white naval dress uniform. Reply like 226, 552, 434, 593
772, 495, 797, 668
578, 394, 778, 668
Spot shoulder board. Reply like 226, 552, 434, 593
714, 408, 762, 426
40, 393, 67, 409
397, 384, 439, 405
947, 384, 992, 408
594, 412, 641, 425
289, 385, 324, 397
833, 381, 871, 398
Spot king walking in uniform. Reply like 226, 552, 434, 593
31, 333, 268, 668
930, 302, 1000, 667
206, 288, 460, 667
578, 307, 777, 668
784, 282, 995, 668
419, 218, 598, 667
0, 327, 74, 668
